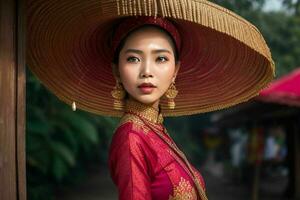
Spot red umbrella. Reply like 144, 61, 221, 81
257, 68, 300, 106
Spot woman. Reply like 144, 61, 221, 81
27, 0, 275, 199
108, 17, 207, 199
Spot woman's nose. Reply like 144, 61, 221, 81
140, 60, 153, 78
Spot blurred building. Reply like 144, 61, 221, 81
211, 68, 300, 200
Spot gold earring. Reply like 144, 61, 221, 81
165, 81, 178, 109
111, 80, 126, 110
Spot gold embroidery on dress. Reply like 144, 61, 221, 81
169, 177, 197, 200
115, 98, 165, 134
193, 169, 205, 191
117, 113, 151, 134
119, 113, 143, 126
125, 98, 164, 124
167, 149, 206, 195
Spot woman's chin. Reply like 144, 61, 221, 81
133, 95, 160, 106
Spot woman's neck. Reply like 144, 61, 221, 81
124, 97, 163, 124
128, 96, 160, 110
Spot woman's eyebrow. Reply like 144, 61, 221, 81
152, 49, 172, 54
124, 48, 172, 54
124, 49, 143, 54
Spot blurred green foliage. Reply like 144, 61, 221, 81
26, 70, 118, 200
282, 0, 300, 15
164, 115, 211, 167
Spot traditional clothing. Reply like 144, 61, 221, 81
109, 99, 206, 199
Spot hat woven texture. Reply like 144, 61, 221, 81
27, 0, 275, 117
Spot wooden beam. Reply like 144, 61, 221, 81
0, 1, 18, 199
16, 0, 27, 199
0, 0, 26, 199
294, 122, 300, 199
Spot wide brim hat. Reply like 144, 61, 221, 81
27, 0, 275, 117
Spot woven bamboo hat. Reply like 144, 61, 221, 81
27, 0, 275, 117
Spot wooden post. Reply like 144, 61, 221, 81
252, 164, 260, 200
294, 122, 300, 199
0, 0, 26, 199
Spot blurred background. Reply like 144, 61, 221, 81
26, 0, 300, 199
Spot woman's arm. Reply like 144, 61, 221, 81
109, 124, 152, 200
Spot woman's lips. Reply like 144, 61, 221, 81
138, 83, 156, 94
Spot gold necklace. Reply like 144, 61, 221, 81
133, 114, 208, 200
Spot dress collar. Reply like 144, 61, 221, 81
124, 98, 164, 124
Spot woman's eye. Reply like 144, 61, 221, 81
157, 56, 168, 63
127, 56, 140, 63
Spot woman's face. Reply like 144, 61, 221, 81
114, 26, 180, 108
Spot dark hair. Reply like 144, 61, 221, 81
112, 24, 179, 65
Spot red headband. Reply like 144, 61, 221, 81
112, 16, 181, 58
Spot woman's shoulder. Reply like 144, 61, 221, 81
109, 114, 155, 161
109, 114, 150, 148
114, 113, 152, 136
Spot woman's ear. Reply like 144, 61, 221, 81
111, 63, 121, 81
173, 61, 181, 81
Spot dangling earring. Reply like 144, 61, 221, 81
165, 81, 178, 109
111, 80, 126, 110
72, 101, 77, 111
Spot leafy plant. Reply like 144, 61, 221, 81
26, 70, 117, 200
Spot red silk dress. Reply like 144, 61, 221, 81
108, 99, 206, 200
